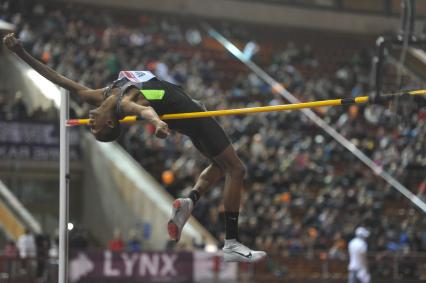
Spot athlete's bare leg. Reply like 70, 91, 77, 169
167, 144, 266, 262
211, 145, 245, 213
192, 164, 223, 196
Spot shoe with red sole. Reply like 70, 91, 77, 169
167, 198, 194, 242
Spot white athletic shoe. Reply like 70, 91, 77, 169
223, 239, 267, 263
167, 198, 194, 242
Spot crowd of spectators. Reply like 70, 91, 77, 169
107, 229, 142, 253
1, 0, 425, 258
1, 229, 55, 280
0, 91, 58, 121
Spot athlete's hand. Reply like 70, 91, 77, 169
154, 120, 170, 139
3, 33, 24, 54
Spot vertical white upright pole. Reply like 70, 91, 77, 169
59, 90, 69, 283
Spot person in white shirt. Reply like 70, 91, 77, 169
17, 229, 37, 259
348, 227, 371, 283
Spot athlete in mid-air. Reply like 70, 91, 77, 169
3, 33, 266, 262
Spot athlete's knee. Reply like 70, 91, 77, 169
226, 160, 246, 179
213, 146, 246, 179
201, 164, 223, 179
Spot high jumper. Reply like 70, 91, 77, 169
3, 33, 266, 263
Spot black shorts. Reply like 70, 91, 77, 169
142, 79, 231, 158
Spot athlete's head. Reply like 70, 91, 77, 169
89, 106, 121, 142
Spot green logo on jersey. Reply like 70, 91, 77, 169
140, 89, 165, 100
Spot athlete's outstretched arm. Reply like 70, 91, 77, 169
3, 33, 103, 105
120, 99, 170, 138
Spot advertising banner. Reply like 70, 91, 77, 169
0, 121, 80, 160
70, 251, 193, 283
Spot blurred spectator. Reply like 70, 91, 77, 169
18, 23, 35, 49
17, 229, 37, 273
10, 91, 28, 120
69, 228, 89, 251
348, 227, 371, 283
329, 233, 346, 260
3, 240, 18, 258
42, 100, 58, 121
417, 178, 426, 201
108, 229, 125, 252
127, 230, 142, 253
17, 229, 37, 259
3, 240, 18, 275
48, 231, 59, 261
0, 96, 6, 120
35, 234, 50, 280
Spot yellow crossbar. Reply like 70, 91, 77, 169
67, 89, 425, 126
